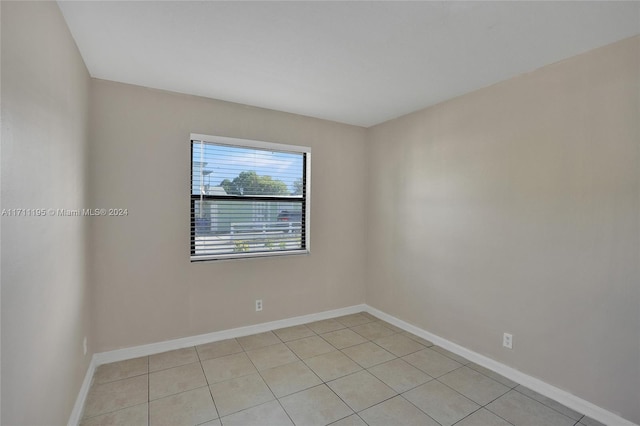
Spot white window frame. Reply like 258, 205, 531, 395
190, 133, 311, 262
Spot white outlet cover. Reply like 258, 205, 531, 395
503, 333, 513, 349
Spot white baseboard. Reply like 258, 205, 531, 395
94, 304, 366, 365
71, 303, 636, 426
365, 305, 637, 426
67, 355, 97, 426
69, 304, 365, 425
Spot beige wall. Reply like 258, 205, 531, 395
2, 2, 637, 422
88, 80, 367, 352
1, 2, 92, 425
366, 36, 640, 423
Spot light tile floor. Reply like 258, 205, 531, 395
81, 312, 607, 426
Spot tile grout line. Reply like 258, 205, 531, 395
330, 318, 386, 426
273, 323, 363, 425
434, 370, 516, 426
346, 315, 512, 426
322, 319, 402, 422
146, 356, 150, 426
92, 317, 375, 423
278, 315, 388, 425
511, 385, 585, 422
482, 398, 523, 426
398, 393, 443, 425
235, 331, 300, 424
82, 315, 375, 423
193, 344, 221, 425
83, 313, 593, 426
450, 404, 516, 426
249, 332, 300, 426
80, 360, 151, 422
448, 406, 485, 426
492, 388, 581, 424
79, 402, 149, 423
285, 315, 415, 423
398, 358, 518, 426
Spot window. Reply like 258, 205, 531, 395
190, 134, 310, 261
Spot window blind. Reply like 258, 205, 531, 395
190, 135, 309, 261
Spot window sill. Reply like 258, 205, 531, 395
191, 249, 309, 263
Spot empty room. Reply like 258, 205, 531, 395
1, 1, 639, 425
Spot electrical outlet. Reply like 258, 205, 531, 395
83, 337, 87, 355
255, 299, 263, 312
503, 333, 513, 349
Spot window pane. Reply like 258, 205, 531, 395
191, 136, 308, 261
192, 199, 303, 256
192, 143, 304, 197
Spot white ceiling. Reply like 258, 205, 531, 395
58, 1, 639, 127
